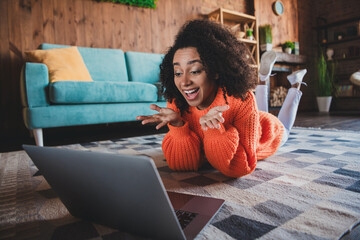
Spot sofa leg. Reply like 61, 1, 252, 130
33, 129, 44, 146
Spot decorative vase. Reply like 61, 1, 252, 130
285, 48, 292, 54
260, 43, 273, 51
326, 48, 334, 60
316, 96, 332, 112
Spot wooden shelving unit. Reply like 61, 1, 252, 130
315, 16, 360, 106
321, 35, 360, 46
206, 8, 260, 69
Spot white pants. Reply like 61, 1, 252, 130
255, 85, 302, 146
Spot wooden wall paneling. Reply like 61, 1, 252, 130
7, 1, 24, 65
172, 0, 198, 42
133, 6, 147, 52
149, 4, 162, 53
150, 0, 171, 53
277, 14, 287, 47
19, 0, 32, 52
149, 0, 197, 54
132, 7, 140, 51
167, 0, 179, 46
165, 0, 178, 52
185, 0, 202, 22
101, 2, 115, 49
163, 0, 176, 51
73, 0, 86, 46
120, 4, 132, 51
63, 0, 78, 46
112, 4, 126, 50
92, 1, 106, 48
30, 0, 45, 49
83, 0, 95, 47
53, 0, 67, 44
122, 5, 136, 51
284, 0, 298, 44
41, 0, 55, 45
82, 0, 95, 47
136, 8, 152, 52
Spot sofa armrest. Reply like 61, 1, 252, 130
20, 62, 50, 107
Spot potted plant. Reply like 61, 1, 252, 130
282, 41, 295, 54
246, 28, 254, 40
259, 24, 273, 51
316, 47, 336, 112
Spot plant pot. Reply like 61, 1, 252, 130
316, 96, 332, 112
247, 35, 254, 40
285, 48, 292, 54
260, 43, 273, 51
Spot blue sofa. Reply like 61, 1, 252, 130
20, 43, 167, 146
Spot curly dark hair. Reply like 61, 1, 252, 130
160, 19, 257, 114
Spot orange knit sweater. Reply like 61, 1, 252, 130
162, 88, 284, 178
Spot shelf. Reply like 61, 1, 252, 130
206, 7, 259, 68
207, 8, 256, 23
321, 35, 360, 46
239, 38, 257, 44
336, 96, 360, 99
316, 16, 360, 111
336, 80, 353, 85
334, 74, 352, 82
329, 55, 360, 62
316, 16, 360, 30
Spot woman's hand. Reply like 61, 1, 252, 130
199, 105, 229, 130
136, 104, 183, 130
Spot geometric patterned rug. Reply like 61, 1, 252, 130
1, 127, 360, 240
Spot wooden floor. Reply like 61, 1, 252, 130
0, 111, 359, 153
294, 111, 360, 131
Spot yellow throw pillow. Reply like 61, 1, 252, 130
25, 46, 93, 83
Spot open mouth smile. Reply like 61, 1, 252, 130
184, 88, 200, 100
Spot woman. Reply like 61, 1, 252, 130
136, 19, 306, 178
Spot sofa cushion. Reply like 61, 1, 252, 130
40, 43, 129, 82
25, 47, 93, 83
24, 101, 167, 129
125, 51, 164, 84
49, 81, 158, 104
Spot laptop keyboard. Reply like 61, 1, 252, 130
175, 209, 198, 229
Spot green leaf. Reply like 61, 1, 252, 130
316, 46, 336, 96
97, 0, 157, 8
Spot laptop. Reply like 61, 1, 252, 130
23, 145, 224, 240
